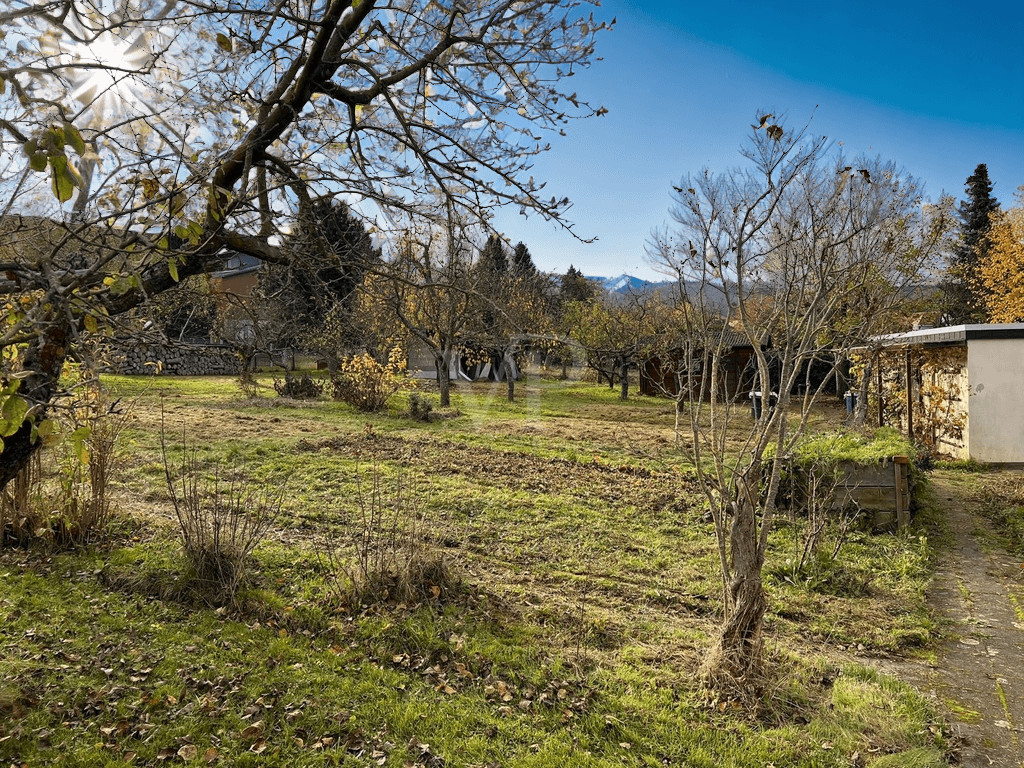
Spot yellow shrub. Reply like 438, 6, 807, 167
332, 346, 408, 412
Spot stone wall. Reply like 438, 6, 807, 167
104, 341, 240, 376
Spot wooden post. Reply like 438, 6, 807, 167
877, 351, 884, 428
905, 348, 914, 441
894, 456, 910, 530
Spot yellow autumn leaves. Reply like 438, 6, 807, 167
333, 345, 409, 412
979, 205, 1024, 323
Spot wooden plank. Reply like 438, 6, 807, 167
841, 464, 896, 487
836, 486, 897, 509
877, 353, 884, 428
905, 349, 914, 440
895, 461, 909, 530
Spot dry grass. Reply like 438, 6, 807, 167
316, 465, 455, 608
0, 374, 951, 767
106, 376, 930, 666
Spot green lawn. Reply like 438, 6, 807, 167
0, 374, 949, 766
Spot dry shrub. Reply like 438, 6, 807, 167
331, 346, 408, 412
162, 434, 283, 602
316, 466, 453, 608
405, 392, 436, 422
237, 362, 261, 399
1, 380, 129, 548
274, 373, 323, 399
788, 459, 862, 575
0, 452, 44, 547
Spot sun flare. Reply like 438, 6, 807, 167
41, 16, 156, 121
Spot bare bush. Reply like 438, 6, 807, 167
406, 393, 436, 422
781, 458, 863, 579
162, 435, 283, 601
1, 381, 129, 548
237, 364, 261, 400
274, 374, 324, 400
316, 467, 452, 608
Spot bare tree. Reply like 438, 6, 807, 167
372, 219, 484, 408
648, 113, 948, 692
0, 0, 609, 486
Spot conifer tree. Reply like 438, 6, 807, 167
943, 164, 1000, 323
261, 199, 380, 353
511, 241, 536, 275
478, 234, 509, 275
559, 265, 597, 304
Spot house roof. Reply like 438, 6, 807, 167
210, 253, 261, 279
720, 330, 755, 349
870, 323, 1024, 348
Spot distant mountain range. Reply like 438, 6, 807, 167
585, 273, 674, 295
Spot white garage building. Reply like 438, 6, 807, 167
871, 324, 1024, 464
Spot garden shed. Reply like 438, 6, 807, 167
868, 323, 1024, 463
639, 331, 757, 399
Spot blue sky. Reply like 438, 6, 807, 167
493, 0, 1024, 280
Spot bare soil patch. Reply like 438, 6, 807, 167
294, 431, 693, 511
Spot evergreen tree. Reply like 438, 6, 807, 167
943, 164, 1000, 323
478, 233, 509, 275
260, 198, 381, 349
511, 241, 536, 275
559, 265, 597, 304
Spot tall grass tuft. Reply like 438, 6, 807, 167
0, 452, 43, 547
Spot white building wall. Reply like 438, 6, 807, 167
966, 338, 1024, 463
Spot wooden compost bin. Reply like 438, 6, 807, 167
834, 456, 911, 530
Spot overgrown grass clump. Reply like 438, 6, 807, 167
975, 474, 1024, 556
775, 426, 917, 467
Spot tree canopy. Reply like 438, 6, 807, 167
979, 199, 1024, 323
0, 0, 609, 486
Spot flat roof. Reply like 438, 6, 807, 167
870, 323, 1024, 348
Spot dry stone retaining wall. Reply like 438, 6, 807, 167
104, 341, 240, 376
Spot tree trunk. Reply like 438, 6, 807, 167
853, 355, 873, 426
702, 480, 767, 690
619, 361, 629, 400
706, 570, 767, 685
834, 353, 847, 397
437, 349, 452, 408
503, 351, 515, 402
